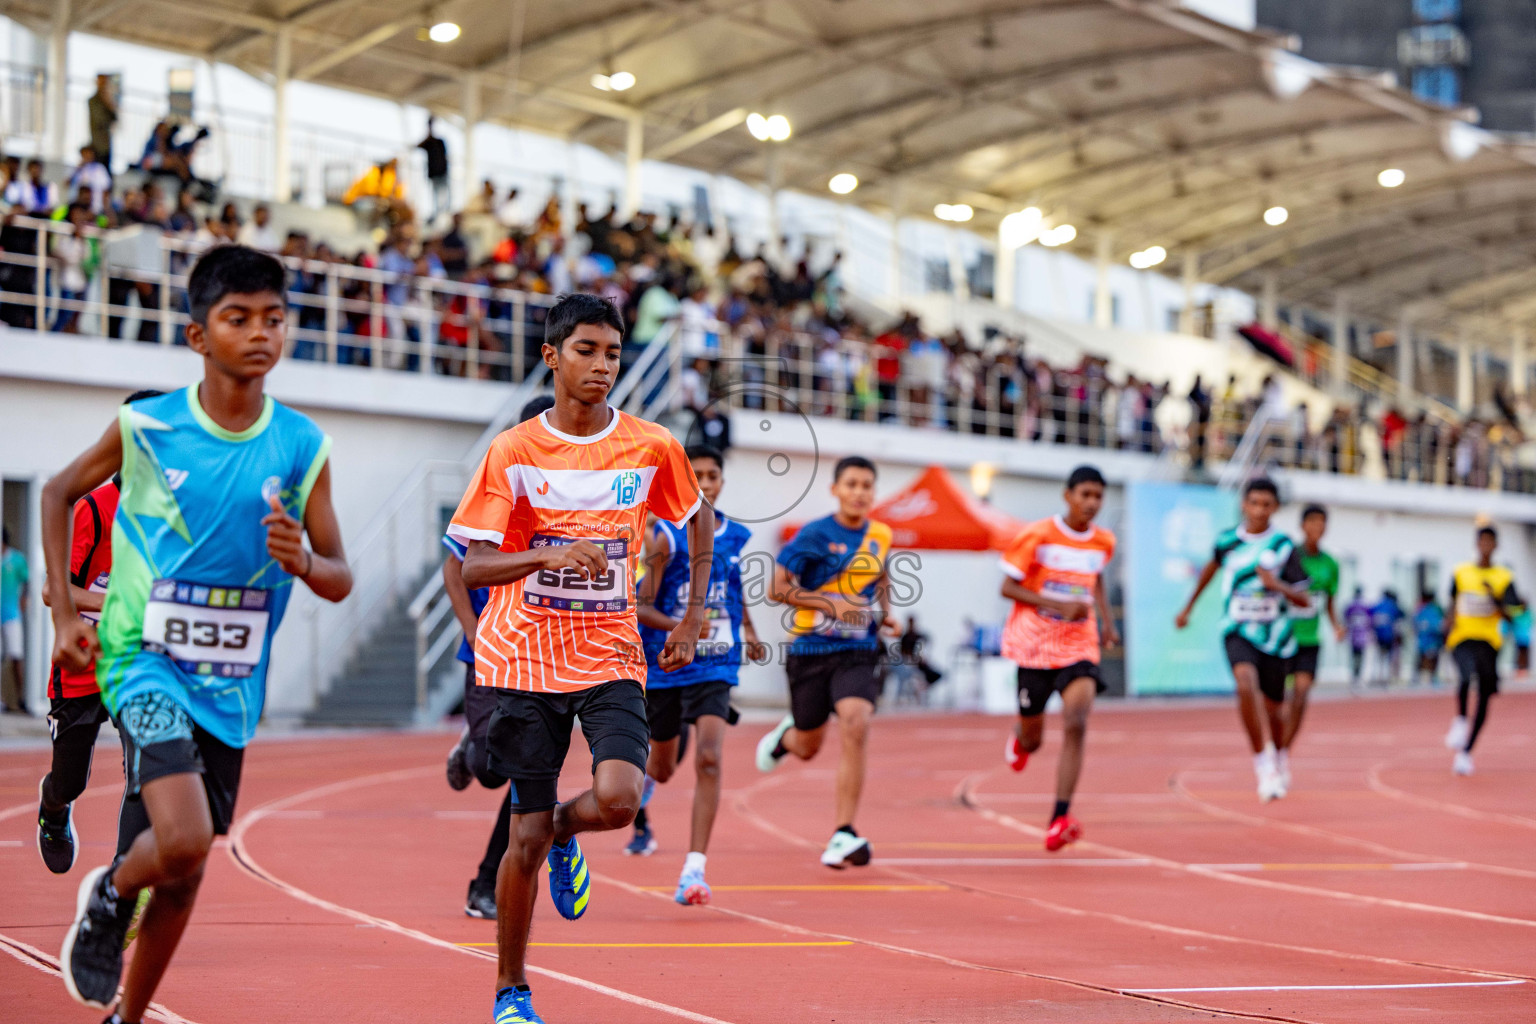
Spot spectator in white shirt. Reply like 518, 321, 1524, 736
68, 146, 112, 214
678, 284, 718, 357
238, 204, 280, 251
50, 205, 95, 333
5, 159, 56, 214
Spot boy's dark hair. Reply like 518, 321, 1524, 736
518, 394, 555, 424
544, 293, 624, 350
1421, 591, 1435, 604
1243, 477, 1280, 500
685, 444, 725, 470
833, 455, 877, 482
1301, 503, 1327, 521
1, 526, 10, 547
186, 245, 286, 325
124, 389, 164, 405
1066, 465, 1105, 489
1478, 525, 1498, 542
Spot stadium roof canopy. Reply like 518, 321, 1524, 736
21, 0, 1536, 335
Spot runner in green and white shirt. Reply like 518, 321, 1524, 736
1176, 479, 1311, 802
1283, 504, 1343, 792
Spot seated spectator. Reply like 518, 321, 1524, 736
49, 204, 98, 334
5, 159, 56, 214
68, 146, 112, 213
238, 204, 280, 251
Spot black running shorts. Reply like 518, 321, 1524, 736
1452, 639, 1499, 695
486, 680, 649, 814
115, 692, 245, 836
1015, 662, 1104, 718
645, 680, 735, 742
786, 648, 883, 731
462, 663, 505, 790
1224, 634, 1290, 703
1290, 644, 1321, 678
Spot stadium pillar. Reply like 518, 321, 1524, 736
1259, 271, 1278, 329
1178, 250, 1199, 335
622, 116, 643, 222
996, 233, 1016, 309
1330, 292, 1349, 399
765, 147, 781, 266
461, 73, 481, 209
272, 26, 292, 203
887, 180, 904, 306
1511, 327, 1528, 397
1093, 232, 1113, 328
46, 0, 72, 163
1456, 326, 1474, 412
1396, 313, 1415, 402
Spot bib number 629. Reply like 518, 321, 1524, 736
535, 567, 617, 592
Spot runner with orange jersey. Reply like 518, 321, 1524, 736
999, 465, 1119, 852
448, 293, 713, 1024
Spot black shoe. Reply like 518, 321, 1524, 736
464, 881, 497, 920
61, 865, 132, 1008
445, 729, 472, 791
37, 778, 79, 875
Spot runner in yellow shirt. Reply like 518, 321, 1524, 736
1442, 525, 1522, 776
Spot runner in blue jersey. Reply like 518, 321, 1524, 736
756, 456, 898, 869
629, 445, 762, 905
41, 246, 352, 1021
442, 394, 553, 921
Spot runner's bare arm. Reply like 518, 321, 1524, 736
1326, 591, 1344, 640
1096, 577, 1120, 647
1000, 577, 1089, 621
1174, 558, 1220, 629
40, 420, 122, 670
658, 504, 715, 672
741, 604, 767, 662
636, 523, 680, 632
1256, 565, 1309, 606
460, 538, 607, 589
442, 553, 480, 639
875, 571, 900, 636
40, 582, 105, 612
264, 461, 351, 602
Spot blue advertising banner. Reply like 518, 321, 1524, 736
1125, 480, 1239, 695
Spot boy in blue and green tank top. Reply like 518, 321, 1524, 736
41, 246, 353, 1021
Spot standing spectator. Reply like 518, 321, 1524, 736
238, 204, 280, 251
88, 74, 118, 173
5, 159, 55, 213
464, 179, 497, 216
438, 213, 469, 276
686, 403, 732, 453
418, 116, 450, 221
678, 282, 717, 357
49, 205, 98, 333
379, 230, 417, 368
1188, 374, 1212, 469
1344, 588, 1374, 690
68, 146, 112, 213
0, 527, 26, 714
1381, 407, 1407, 479
1371, 589, 1406, 686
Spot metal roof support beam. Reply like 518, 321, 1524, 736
1094, 232, 1114, 328
646, 108, 747, 164
272, 25, 291, 202
1259, 271, 1277, 330
461, 72, 481, 207
1456, 327, 1474, 412
1179, 250, 1199, 335
295, 18, 410, 81
1396, 313, 1414, 402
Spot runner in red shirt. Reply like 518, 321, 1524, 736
36, 390, 162, 875
998, 465, 1119, 853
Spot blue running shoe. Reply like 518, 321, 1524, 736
494, 986, 546, 1024
624, 821, 657, 857
674, 865, 710, 906
640, 774, 656, 808
546, 838, 591, 920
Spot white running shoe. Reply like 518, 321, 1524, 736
1256, 764, 1283, 803
1275, 752, 1292, 798
1444, 716, 1471, 751
1453, 751, 1474, 776
755, 714, 795, 773
820, 829, 871, 869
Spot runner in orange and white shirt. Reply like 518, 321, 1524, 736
998, 465, 1118, 853
448, 294, 714, 1024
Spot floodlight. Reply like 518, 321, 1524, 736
428, 21, 461, 43
999, 207, 1042, 249
1264, 205, 1288, 226
1378, 168, 1406, 188
829, 173, 858, 194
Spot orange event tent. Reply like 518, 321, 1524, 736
780, 465, 1027, 551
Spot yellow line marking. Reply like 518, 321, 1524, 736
456, 941, 854, 948
634, 884, 947, 893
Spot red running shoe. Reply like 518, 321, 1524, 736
1005, 734, 1029, 771
1044, 814, 1082, 852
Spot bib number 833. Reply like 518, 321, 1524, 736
163, 617, 251, 650
535, 567, 617, 592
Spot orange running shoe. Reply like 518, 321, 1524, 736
1005, 734, 1029, 772
1044, 814, 1082, 852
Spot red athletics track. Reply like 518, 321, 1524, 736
4, 690, 1535, 1023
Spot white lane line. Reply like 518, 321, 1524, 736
1131, 980, 1527, 993
879, 858, 1154, 867
228, 765, 741, 1024
0, 933, 199, 1023
0, 839, 22, 846
1192, 863, 1465, 873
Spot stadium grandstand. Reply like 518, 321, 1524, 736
2, 3, 1534, 1022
